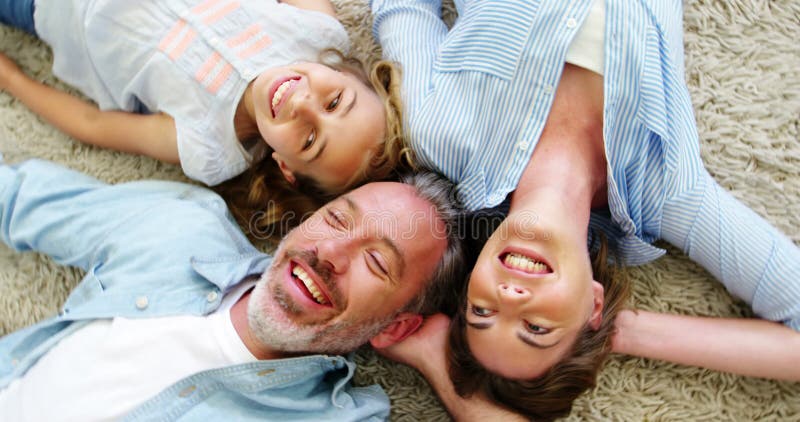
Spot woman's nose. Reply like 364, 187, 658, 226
498, 283, 531, 302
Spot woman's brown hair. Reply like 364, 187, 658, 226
215, 51, 409, 247
448, 234, 631, 421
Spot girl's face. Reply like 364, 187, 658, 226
465, 207, 604, 379
251, 62, 386, 192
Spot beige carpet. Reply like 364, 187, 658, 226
1, 0, 799, 420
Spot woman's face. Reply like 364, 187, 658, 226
465, 207, 604, 379
251, 62, 386, 192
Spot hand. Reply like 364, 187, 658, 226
375, 313, 450, 377
0, 52, 23, 92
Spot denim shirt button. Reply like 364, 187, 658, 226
206, 291, 219, 303
10, 358, 19, 366
135, 296, 149, 310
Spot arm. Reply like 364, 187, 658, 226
613, 309, 800, 381
278, 0, 336, 18
370, 0, 448, 114
375, 314, 527, 421
0, 160, 159, 271
0, 52, 179, 164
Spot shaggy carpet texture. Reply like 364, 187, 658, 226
1, 0, 799, 420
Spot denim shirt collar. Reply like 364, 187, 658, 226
190, 252, 273, 291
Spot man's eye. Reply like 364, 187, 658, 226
367, 251, 389, 277
303, 130, 316, 151
525, 322, 550, 335
326, 94, 341, 111
470, 305, 494, 317
326, 209, 345, 228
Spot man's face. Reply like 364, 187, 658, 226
248, 182, 448, 354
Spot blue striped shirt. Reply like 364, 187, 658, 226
372, 0, 800, 329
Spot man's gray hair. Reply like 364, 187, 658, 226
397, 171, 466, 315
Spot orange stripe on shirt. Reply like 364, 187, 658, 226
237, 35, 272, 59
158, 20, 187, 53
203, 1, 240, 25
207, 63, 233, 94
169, 29, 197, 61
227, 23, 262, 48
195, 52, 223, 84
191, 0, 223, 15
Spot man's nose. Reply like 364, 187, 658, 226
498, 282, 531, 303
315, 237, 351, 275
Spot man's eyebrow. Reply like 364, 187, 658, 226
342, 195, 405, 281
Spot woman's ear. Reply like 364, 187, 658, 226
369, 313, 424, 349
588, 280, 605, 330
271, 152, 297, 186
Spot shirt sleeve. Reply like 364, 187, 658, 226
0, 160, 202, 272
660, 170, 800, 331
370, 0, 448, 114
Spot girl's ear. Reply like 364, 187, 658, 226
271, 152, 297, 186
588, 280, 605, 330
369, 313, 424, 349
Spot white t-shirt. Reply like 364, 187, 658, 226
0, 282, 256, 421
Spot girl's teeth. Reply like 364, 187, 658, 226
271, 80, 292, 110
292, 266, 328, 305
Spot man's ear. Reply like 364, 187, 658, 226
588, 280, 605, 330
271, 152, 296, 186
369, 313, 423, 349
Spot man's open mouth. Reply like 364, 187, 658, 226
291, 263, 331, 306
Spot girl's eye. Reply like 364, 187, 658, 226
525, 322, 550, 335
470, 305, 494, 317
303, 130, 316, 151
326, 94, 341, 111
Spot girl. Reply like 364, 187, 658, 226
0, 0, 406, 241
371, 0, 800, 420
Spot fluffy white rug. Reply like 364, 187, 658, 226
1, 0, 799, 420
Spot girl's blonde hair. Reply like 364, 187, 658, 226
215, 52, 409, 247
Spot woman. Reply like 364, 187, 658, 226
371, 0, 800, 419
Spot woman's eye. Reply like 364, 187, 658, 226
470, 305, 494, 317
326, 94, 341, 111
303, 130, 316, 151
525, 322, 550, 335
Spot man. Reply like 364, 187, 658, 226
0, 158, 464, 421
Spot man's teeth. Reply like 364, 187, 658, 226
271, 80, 292, 110
292, 266, 328, 305
504, 253, 549, 273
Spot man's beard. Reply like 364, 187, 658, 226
246, 249, 396, 355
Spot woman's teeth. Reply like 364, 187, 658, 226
292, 266, 328, 305
271, 80, 293, 110
503, 253, 550, 274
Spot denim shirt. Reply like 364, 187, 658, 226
0, 159, 390, 421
